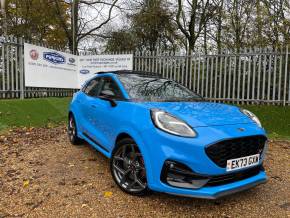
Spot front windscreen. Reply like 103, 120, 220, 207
118, 74, 203, 102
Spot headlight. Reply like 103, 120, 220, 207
150, 109, 197, 137
241, 109, 262, 127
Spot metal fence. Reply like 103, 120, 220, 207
134, 48, 290, 105
0, 35, 289, 105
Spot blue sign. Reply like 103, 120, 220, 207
43, 52, 65, 64
80, 69, 90, 75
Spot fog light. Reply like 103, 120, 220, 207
161, 161, 209, 189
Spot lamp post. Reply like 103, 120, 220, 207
72, 0, 79, 55
65, 0, 77, 54
0, 0, 7, 36
72, 0, 76, 55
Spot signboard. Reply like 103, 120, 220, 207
78, 54, 133, 86
24, 43, 134, 89
24, 43, 79, 89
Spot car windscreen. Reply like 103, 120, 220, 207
118, 74, 203, 102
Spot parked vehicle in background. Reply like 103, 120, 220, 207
68, 70, 268, 199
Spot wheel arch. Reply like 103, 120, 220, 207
68, 110, 73, 118
115, 132, 133, 147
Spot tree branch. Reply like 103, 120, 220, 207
77, 0, 119, 42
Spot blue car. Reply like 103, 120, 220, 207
68, 70, 268, 199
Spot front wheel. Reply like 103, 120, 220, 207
110, 138, 150, 196
68, 114, 82, 145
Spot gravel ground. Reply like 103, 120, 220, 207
0, 127, 289, 218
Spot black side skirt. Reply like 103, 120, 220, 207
82, 132, 110, 153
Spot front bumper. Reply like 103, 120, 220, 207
140, 122, 268, 199
163, 170, 268, 199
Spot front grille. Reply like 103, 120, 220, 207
205, 135, 267, 168
206, 166, 263, 187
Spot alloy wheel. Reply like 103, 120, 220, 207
112, 143, 147, 193
68, 116, 76, 142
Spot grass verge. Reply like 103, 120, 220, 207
0, 97, 71, 133
240, 105, 290, 140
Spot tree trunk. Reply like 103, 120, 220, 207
188, 36, 196, 52
256, 0, 263, 46
216, 0, 224, 54
203, 25, 207, 54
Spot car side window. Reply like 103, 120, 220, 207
99, 77, 123, 99
83, 78, 101, 97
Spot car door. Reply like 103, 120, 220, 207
89, 76, 125, 151
78, 77, 102, 136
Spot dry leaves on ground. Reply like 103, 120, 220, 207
0, 127, 289, 218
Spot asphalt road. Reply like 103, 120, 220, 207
0, 127, 289, 218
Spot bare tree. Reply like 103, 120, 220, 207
175, 0, 217, 52
223, 0, 254, 52
262, 0, 290, 47
53, 0, 120, 54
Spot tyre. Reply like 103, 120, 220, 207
68, 113, 83, 145
110, 138, 150, 196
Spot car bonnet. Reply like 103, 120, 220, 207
140, 101, 253, 128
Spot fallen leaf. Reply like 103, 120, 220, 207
23, 180, 30, 188
104, 191, 113, 198
47, 123, 54, 129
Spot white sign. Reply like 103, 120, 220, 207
78, 54, 133, 86
24, 43, 79, 89
24, 43, 134, 89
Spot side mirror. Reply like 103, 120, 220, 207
99, 90, 117, 107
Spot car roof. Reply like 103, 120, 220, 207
96, 70, 163, 78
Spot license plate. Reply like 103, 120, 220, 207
226, 154, 260, 172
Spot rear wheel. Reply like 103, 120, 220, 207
110, 138, 150, 196
68, 114, 82, 145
